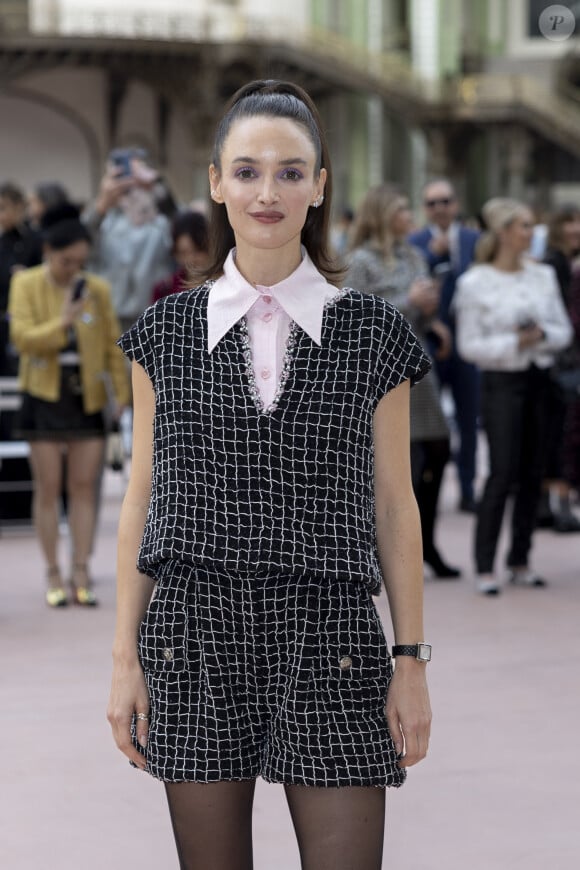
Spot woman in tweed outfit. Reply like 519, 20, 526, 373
347, 184, 460, 579
108, 81, 432, 870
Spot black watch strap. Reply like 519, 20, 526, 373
392, 643, 431, 661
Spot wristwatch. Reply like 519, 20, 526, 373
392, 643, 432, 662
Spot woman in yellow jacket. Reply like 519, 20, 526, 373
9, 205, 130, 607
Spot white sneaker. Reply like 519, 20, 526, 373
476, 574, 501, 596
507, 568, 548, 588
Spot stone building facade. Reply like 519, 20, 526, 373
0, 0, 579, 217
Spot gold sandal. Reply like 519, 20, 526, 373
70, 563, 98, 607
46, 568, 68, 608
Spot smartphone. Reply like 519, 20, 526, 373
432, 262, 452, 280
109, 148, 133, 178
72, 276, 86, 301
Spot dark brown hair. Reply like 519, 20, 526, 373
171, 210, 209, 254
200, 79, 343, 285
41, 203, 91, 250
0, 182, 25, 205
547, 203, 580, 253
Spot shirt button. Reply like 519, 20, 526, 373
260, 368, 271, 380
262, 312, 273, 323
262, 294, 272, 304
339, 655, 353, 671
162, 648, 174, 662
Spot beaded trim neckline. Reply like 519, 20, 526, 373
237, 286, 351, 417
237, 316, 296, 416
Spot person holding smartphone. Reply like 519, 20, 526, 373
83, 148, 174, 333
454, 198, 572, 595
8, 204, 130, 607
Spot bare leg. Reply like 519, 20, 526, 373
66, 438, 105, 595
285, 784, 385, 870
28, 441, 64, 585
164, 780, 256, 870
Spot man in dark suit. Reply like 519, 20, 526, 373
409, 179, 480, 512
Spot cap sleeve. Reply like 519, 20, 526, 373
375, 305, 431, 402
117, 304, 158, 384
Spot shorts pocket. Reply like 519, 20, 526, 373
304, 653, 392, 724
138, 591, 200, 673
309, 650, 391, 686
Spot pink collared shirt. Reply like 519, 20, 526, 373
208, 249, 340, 406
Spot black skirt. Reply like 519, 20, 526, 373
15, 367, 105, 441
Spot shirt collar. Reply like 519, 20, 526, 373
207, 247, 337, 352
429, 220, 459, 238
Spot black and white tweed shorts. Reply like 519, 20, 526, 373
132, 561, 406, 788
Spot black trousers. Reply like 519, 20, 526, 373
410, 438, 450, 560
475, 367, 549, 574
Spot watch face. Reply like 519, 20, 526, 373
417, 643, 432, 662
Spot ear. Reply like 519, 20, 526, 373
209, 164, 224, 204
315, 167, 327, 201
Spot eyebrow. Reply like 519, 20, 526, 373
232, 156, 308, 166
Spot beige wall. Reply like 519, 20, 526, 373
0, 91, 94, 203
0, 66, 201, 206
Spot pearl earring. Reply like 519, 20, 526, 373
312, 195, 324, 208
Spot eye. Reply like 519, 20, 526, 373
280, 168, 304, 181
235, 167, 257, 180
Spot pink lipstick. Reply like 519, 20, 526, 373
250, 211, 284, 224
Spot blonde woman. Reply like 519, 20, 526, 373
347, 184, 459, 579
454, 198, 572, 595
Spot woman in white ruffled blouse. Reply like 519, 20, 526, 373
454, 198, 572, 595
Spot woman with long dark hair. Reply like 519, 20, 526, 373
151, 210, 210, 303
108, 81, 432, 869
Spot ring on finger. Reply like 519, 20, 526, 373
136, 712, 149, 721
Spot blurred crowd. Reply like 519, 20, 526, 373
344, 181, 578, 596
0, 149, 210, 605
1, 150, 579, 601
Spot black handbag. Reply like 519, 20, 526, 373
552, 366, 580, 402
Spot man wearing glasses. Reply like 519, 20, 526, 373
409, 179, 480, 513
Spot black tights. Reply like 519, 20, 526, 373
165, 780, 385, 870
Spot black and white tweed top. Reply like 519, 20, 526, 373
119, 283, 430, 593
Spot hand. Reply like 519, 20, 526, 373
61, 289, 85, 329
429, 319, 453, 360
517, 324, 544, 349
408, 278, 439, 317
107, 659, 150, 770
131, 158, 159, 188
385, 659, 432, 768
428, 234, 450, 256
95, 165, 135, 215
110, 403, 127, 424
